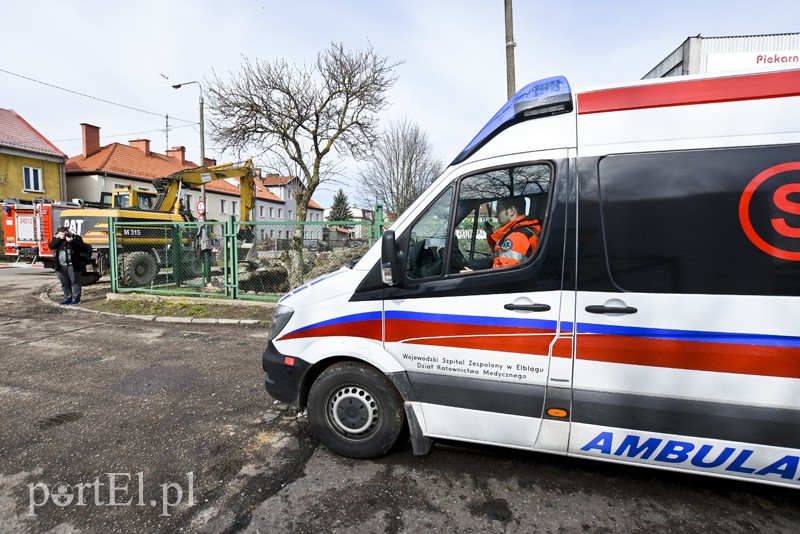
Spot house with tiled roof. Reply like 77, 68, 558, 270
261, 175, 325, 220
0, 108, 68, 202
64, 124, 312, 226
259, 174, 326, 242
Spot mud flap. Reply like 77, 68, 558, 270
404, 404, 433, 456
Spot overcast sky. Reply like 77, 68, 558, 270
2, 0, 799, 207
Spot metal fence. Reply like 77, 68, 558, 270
108, 211, 384, 301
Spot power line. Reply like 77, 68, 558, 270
0, 67, 197, 124
51, 123, 197, 142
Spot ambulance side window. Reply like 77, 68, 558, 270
406, 187, 453, 279
449, 164, 551, 273
597, 145, 799, 295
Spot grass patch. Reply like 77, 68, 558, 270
89, 299, 272, 323
93, 300, 208, 317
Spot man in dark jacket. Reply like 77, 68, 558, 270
49, 226, 86, 305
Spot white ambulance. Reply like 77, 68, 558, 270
262, 68, 800, 489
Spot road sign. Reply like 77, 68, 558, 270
196, 200, 206, 216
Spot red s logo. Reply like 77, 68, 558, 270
739, 162, 800, 261
771, 183, 800, 239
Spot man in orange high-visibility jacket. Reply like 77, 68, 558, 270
485, 197, 541, 269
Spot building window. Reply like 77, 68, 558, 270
220, 199, 227, 214
23, 167, 43, 192
232, 201, 238, 215
288, 210, 293, 220
259, 206, 265, 218
664, 62, 684, 77
270, 229, 274, 238
186, 194, 194, 211
278, 208, 283, 218
269, 207, 274, 218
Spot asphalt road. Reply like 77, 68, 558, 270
0, 267, 798, 533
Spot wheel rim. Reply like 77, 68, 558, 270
327, 385, 379, 438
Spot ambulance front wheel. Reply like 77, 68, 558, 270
308, 362, 406, 459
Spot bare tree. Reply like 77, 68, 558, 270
207, 42, 400, 226
357, 118, 442, 218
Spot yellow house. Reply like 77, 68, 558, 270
0, 108, 67, 202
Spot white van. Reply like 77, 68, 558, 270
262, 68, 800, 489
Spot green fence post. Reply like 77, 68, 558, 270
108, 217, 118, 292
201, 222, 211, 286
172, 223, 183, 287
230, 215, 239, 299
299, 221, 304, 285
373, 204, 384, 244
222, 217, 231, 298
222, 216, 239, 299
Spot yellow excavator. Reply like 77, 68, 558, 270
59, 160, 256, 285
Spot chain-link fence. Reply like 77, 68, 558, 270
109, 214, 384, 301
111, 220, 226, 295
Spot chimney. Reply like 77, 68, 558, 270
129, 139, 151, 156
81, 123, 100, 157
202, 157, 217, 167
167, 146, 186, 165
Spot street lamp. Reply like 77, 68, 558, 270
172, 80, 205, 207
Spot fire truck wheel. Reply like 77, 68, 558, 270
121, 251, 158, 286
308, 362, 406, 459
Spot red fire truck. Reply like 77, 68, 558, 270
1, 197, 83, 268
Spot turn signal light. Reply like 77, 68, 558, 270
547, 408, 568, 418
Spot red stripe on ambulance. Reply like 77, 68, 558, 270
577, 70, 800, 114
578, 334, 800, 379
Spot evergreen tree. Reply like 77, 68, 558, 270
327, 189, 353, 222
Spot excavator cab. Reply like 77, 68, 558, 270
99, 185, 158, 210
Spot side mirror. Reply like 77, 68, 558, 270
381, 230, 402, 286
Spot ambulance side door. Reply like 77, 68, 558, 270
383, 152, 571, 449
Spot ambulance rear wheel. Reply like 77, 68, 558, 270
308, 362, 406, 459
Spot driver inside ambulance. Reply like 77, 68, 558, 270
484, 197, 541, 269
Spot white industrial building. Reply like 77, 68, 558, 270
644, 32, 800, 79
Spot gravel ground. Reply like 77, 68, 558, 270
3, 268, 799, 534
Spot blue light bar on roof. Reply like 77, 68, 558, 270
452, 76, 572, 165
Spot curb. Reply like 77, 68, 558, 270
40, 283, 265, 326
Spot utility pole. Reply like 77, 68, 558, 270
504, 0, 516, 100
172, 81, 206, 206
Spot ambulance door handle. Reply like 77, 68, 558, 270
585, 305, 638, 315
504, 303, 551, 312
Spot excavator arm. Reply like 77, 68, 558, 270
153, 159, 256, 221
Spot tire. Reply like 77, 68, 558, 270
307, 362, 406, 459
79, 271, 101, 286
121, 251, 159, 286
181, 254, 203, 278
